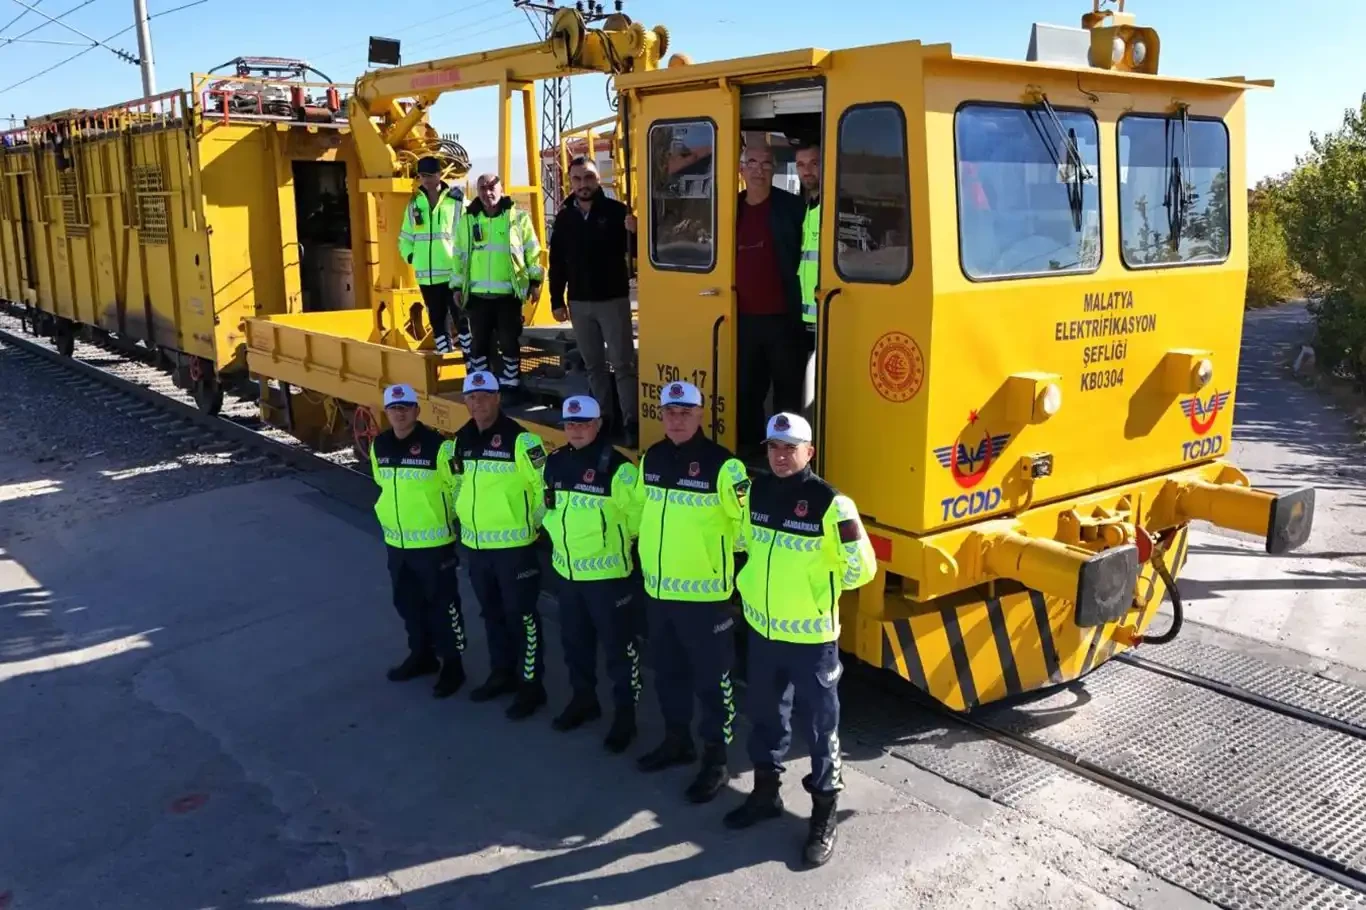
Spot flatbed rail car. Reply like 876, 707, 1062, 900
250, 1, 1316, 711
0, 58, 385, 414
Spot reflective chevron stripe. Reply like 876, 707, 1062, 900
384, 526, 455, 545
742, 598, 835, 642
522, 613, 539, 681
720, 672, 735, 744
644, 487, 721, 508
642, 572, 728, 596
461, 526, 533, 546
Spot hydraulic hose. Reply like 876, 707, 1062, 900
1135, 547, 1183, 645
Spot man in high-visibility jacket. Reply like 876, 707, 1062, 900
721, 412, 877, 868
451, 173, 544, 401
398, 156, 465, 357
369, 382, 467, 698
450, 369, 551, 719
794, 142, 821, 412
632, 380, 750, 804
541, 394, 643, 752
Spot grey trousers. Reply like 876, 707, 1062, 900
569, 297, 638, 426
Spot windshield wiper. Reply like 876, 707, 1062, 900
1163, 105, 1197, 250
1030, 93, 1093, 232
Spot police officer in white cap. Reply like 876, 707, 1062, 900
449, 370, 552, 719
541, 394, 644, 751
721, 411, 876, 867
369, 383, 468, 697
631, 380, 750, 803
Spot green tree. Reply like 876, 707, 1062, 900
1246, 207, 1297, 308
1275, 95, 1366, 386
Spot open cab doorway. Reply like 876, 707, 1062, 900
631, 68, 828, 467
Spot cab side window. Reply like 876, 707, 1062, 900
834, 103, 912, 283
955, 103, 1102, 280
647, 119, 716, 272
1118, 115, 1230, 267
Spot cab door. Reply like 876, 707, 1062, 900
634, 85, 740, 451
816, 44, 925, 528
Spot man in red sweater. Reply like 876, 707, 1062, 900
735, 141, 806, 457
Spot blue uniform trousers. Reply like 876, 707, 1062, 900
386, 543, 465, 661
744, 627, 844, 794
557, 575, 642, 709
465, 544, 544, 682
646, 596, 737, 748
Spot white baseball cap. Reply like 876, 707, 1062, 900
462, 370, 499, 394
562, 395, 601, 421
765, 412, 813, 445
659, 380, 703, 408
384, 384, 418, 408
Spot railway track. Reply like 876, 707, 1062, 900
0, 306, 366, 483
6, 302, 1366, 908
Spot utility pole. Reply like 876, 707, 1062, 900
513, 1, 622, 215
133, 0, 156, 96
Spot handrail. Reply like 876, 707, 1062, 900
815, 287, 840, 475
710, 313, 725, 441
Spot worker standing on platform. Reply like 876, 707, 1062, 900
548, 156, 640, 447
369, 383, 468, 698
450, 370, 551, 719
633, 381, 749, 804
721, 412, 877, 868
399, 156, 465, 357
451, 174, 544, 404
794, 142, 821, 411
542, 394, 643, 752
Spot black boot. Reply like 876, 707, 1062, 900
803, 792, 839, 867
469, 668, 517, 702
684, 743, 729, 804
603, 706, 637, 753
431, 657, 466, 698
387, 651, 439, 682
505, 680, 547, 720
723, 766, 783, 829
637, 729, 696, 772
552, 692, 602, 731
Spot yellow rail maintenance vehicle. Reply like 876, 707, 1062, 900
243, 1, 1315, 712
0, 57, 412, 414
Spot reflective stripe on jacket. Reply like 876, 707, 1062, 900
369, 424, 458, 548
633, 430, 748, 603
542, 438, 640, 581
736, 467, 877, 644
398, 185, 462, 286
450, 197, 545, 298
800, 200, 820, 325
451, 413, 548, 550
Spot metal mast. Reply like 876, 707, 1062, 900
133, 0, 156, 95
513, 0, 620, 214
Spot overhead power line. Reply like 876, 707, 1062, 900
0, 0, 208, 96
0, 0, 98, 52
3, 0, 136, 62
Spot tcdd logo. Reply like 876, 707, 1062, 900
1181, 435, 1224, 462
1180, 390, 1231, 435
941, 486, 1003, 521
933, 432, 1011, 489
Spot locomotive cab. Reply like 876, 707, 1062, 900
620, 5, 1314, 709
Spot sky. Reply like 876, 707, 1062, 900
0, 0, 1359, 184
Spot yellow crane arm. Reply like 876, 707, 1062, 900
348, 8, 669, 175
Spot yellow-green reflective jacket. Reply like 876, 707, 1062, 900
450, 414, 547, 550
633, 432, 748, 603
399, 185, 462, 285
736, 468, 877, 644
369, 424, 458, 548
450, 197, 545, 299
799, 200, 819, 325
541, 438, 640, 581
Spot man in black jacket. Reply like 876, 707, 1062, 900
735, 141, 806, 457
550, 156, 640, 447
